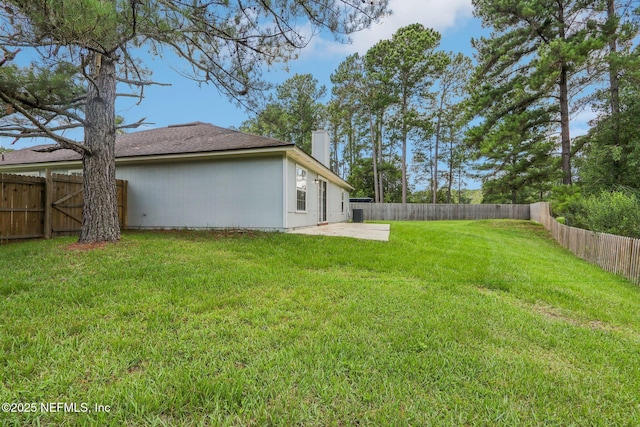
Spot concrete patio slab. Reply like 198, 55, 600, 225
288, 223, 390, 241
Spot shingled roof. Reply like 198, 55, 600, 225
0, 122, 294, 166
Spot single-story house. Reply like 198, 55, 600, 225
0, 122, 352, 231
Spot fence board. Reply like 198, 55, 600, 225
0, 172, 127, 242
531, 202, 640, 285
350, 203, 531, 222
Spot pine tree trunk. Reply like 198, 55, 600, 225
401, 96, 408, 204
432, 96, 444, 204
607, 0, 620, 119
377, 119, 384, 203
558, 2, 572, 186
447, 139, 454, 204
369, 110, 379, 203
80, 53, 121, 243
559, 64, 572, 185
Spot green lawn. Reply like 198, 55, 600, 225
1, 220, 639, 426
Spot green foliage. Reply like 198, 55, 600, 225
576, 77, 640, 193
275, 73, 327, 153
476, 109, 561, 204
470, 0, 604, 186
567, 190, 640, 238
240, 74, 326, 153
549, 185, 582, 217
239, 103, 289, 141
15, 0, 120, 49
0, 62, 83, 114
365, 23, 449, 203
347, 156, 403, 202
409, 189, 449, 203
329, 53, 384, 181
0, 0, 389, 140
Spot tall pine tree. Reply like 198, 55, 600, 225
471, 0, 602, 186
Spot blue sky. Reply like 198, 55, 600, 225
116, 0, 483, 136
6, 0, 482, 149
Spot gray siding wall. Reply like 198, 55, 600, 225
116, 156, 285, 230
326, 179, 350, 224
285, 158, 349, 229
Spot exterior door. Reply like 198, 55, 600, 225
318, 179, 327, 224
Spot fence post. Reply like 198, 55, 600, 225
44, 169, 53, 239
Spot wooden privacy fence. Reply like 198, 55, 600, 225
1, 172, 127, 242
350, 203, 531, 221
531, 202, 640, 284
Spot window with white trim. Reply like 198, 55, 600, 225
296, 166, 307, 211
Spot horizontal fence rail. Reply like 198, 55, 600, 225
350, 203, 531, 221
531, 202, 640, 284
1, 172, 127, 242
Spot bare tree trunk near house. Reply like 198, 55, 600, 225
80, 53, 120, 243
369, 110, 380, 203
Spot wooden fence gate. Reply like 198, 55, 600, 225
1, 172, 127, 242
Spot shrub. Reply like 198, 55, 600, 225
567, 190, 640, 238
550, 185, 582, 218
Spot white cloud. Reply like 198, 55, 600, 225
301, 0, 475, 59
571, 108, 599, 137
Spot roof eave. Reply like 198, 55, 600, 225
0, 146, 293, 172
287, 147, 354, 191
0, 160, 82, 173
114, 145, 293, 165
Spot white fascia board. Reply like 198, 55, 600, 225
0, 160, 82, 173
114, 146, 290, 165
0, 146, 290, 173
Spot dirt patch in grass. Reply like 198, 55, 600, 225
65, 241, 110, 251
126, 228, 265, 240
530, 303, 620, 333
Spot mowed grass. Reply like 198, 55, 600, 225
1, 220, 640, 426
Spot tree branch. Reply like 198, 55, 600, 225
0, 92, 91, 155
116, 117, 150, 130
116, 77, 171, 87
32, 141, 87, 153
0, 47, 20, 67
